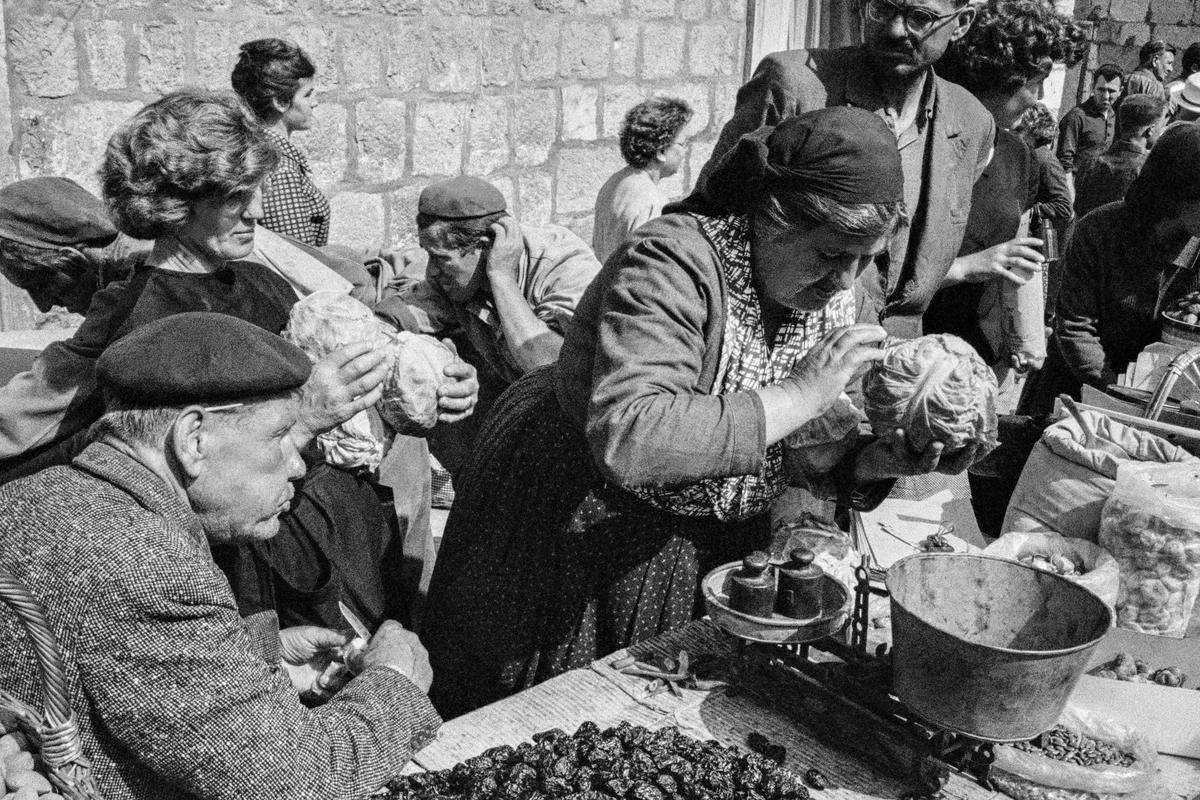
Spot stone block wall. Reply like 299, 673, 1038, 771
1071, 0, 1200, 105
1, 0, 747, 328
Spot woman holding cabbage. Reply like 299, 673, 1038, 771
422, 107, 982, 717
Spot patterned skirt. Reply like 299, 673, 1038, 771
421, 367, 770, 718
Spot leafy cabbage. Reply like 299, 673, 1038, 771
863, 334, 999, 455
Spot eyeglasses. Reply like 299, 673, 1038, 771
863, 0, 962, 36
202, 403, 245, 413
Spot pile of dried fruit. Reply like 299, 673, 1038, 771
1010, 726, 1137, 768
386, 722, 811, 800
1093, 652, 1189, 687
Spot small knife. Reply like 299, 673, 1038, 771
338, 600, 372, 642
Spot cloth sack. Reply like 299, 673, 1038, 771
1002, 408, 1200, 540
984, 529, 1120, 610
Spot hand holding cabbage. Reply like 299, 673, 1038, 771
284, 292, 478, 448
856, 334, 998, 480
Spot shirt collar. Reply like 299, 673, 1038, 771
1110, 140, 1149, 155
1083, 97, 1114, 117
844, 55, 936, 134
263, 128, 310, 172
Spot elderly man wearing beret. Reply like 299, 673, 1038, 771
0, 177, 152, 314
0, 312, 440, 800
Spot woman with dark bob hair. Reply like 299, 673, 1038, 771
1020, 123, 1200, 417
421, 106, 982, 718
232, 38, 329, 247
926, 0, 1084, 368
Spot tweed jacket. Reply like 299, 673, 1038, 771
694, 46, 995, 338
0, 442, 440, 800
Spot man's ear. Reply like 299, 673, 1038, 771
169, 407, 208, 480
947, 6, 976, 41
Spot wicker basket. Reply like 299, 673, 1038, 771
0, 566, 102, 800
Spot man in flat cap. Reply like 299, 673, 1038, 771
0, 312, 440, 800
392, 176, 602, 470
0, 177, 152, 313
398, 177, 602, 386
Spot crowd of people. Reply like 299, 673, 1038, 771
0, 1, 1198, 796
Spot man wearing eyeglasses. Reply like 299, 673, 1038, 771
694, 0, 994, 338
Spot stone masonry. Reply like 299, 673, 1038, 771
1069, 0, 1200, 105
0, 0, 747, 328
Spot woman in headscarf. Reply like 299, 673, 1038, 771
1019, 123, 1200, 417
421, 107, 981, 718
232, 38, 330, 247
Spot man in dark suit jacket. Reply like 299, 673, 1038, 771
695, 0, 994, 337
0, 314, 439, 800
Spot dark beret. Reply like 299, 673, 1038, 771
97, 312, 312, 405
417, 177, 506, 220
0, 177, 118, 249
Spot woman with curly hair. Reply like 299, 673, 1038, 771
922, 0, 1083, 537
232, 38, 330, 247
592, 96, 693, 262
0, 89, 478, 632
925, 0, 1084, 366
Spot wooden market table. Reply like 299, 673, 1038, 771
411, 620, 1200, 800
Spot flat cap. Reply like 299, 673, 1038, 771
97, 312, 312, 405
0, 178, 118, 249
417, 177, 506, 220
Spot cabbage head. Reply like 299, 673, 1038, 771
377, 332, 456, 436
863, 334, 999, 455
282, 291, 455, 437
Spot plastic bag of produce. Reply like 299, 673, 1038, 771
863, 334, 999, 456
984, 530, 1120, 610
1099, 462, 1200, 637
990, 706, 1157, 799
377, 332, 456, 436
1003, 408, 1199, 541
